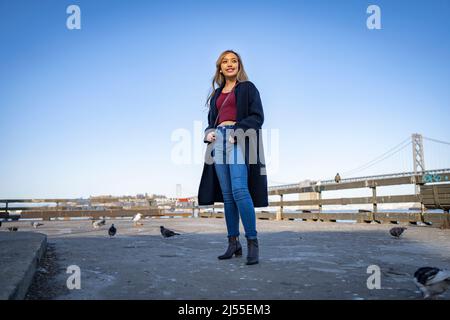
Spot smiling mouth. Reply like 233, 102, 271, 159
226, 69, 235, 72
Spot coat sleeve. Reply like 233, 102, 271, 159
203, 91, 218, 144
234, 82, 264, 131
203, 110, 216, 144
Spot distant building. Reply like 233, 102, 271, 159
176, 197, 195, 208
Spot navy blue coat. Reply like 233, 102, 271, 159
197, 80, 269, 207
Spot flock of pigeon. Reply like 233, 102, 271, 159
89, 213, 181, 239
0, 213, 181, 240
1, 214, 449, 299
0, 221, 44, 232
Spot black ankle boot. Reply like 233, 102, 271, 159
218, 236, 242, 260
246, 238, 259, 265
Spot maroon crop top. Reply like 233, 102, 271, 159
216, 90, 237, 124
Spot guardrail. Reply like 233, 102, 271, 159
2, 171, 449, 228
197, 209, 449, 228
198, 171, 450, 229
0, 207, 193, 221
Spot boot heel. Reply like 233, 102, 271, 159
218, 236, 241, 260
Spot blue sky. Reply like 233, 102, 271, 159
1, 0, 449, 199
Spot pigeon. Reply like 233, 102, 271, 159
160, 226, 180, 238
414, 267, 450, 299
334, 173, 341, 183
108, 224, 116, 237
132, 213, 143, 226
8, 226, 18, 232
92, 219, 106, 229
390, 227, 407, 238
31, 222, 44, 228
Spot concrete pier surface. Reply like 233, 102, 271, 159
1, 217, 450, 300
0, 231, 47, 300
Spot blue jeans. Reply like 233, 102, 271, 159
213, 125, 257, 239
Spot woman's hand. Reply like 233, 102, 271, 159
228, 134, 235, 144
206, 131, 216, 142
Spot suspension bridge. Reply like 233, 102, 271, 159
268, 133, 450, 191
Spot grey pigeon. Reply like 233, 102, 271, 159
8, 226, 18, 232
390, 227, 407, 238
334, 173, 341, 183
92, 219, 106, 229
414, 267, 450, 299
108, 224, 116, 237
160, 226, 180, 238
31, 222, 44, 228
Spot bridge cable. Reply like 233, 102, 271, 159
345, 142, 411, 177
341, 137, 411, 177
423, 136, 450, 146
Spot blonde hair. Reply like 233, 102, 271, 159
205, 50, 249, 108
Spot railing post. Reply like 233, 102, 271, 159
371, 186, 377, 221
276, 194, 283, 220
443, 210, 450, 229
420, 202, 426, 223
318, 190, 322, 215
371, 187, 377, 213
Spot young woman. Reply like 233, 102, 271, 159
198, 50, 268, 265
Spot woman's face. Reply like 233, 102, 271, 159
220, 52, 239, 78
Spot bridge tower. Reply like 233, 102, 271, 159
412, 133, 425, 195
